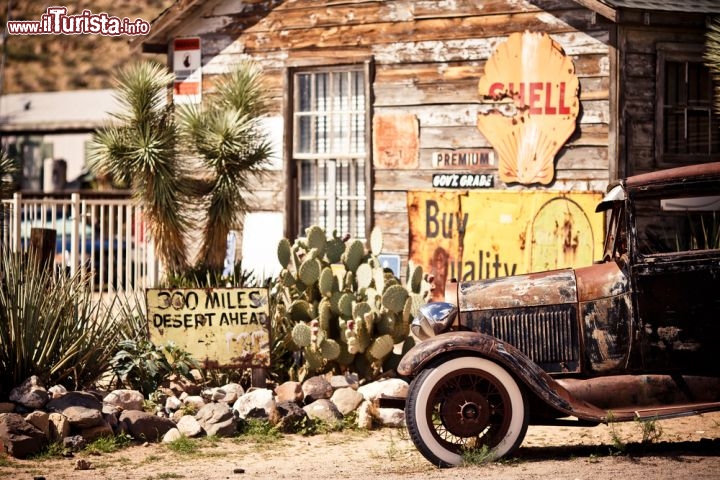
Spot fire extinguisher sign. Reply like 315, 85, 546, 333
173, 37, 202, 104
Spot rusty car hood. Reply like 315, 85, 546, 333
457, 269, 577, 311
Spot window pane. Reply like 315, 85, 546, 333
635, 194, 720, 255
292, 66, 368, 239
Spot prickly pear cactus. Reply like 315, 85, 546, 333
271, 225, 431, 382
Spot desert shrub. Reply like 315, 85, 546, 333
0, 248, 133, 396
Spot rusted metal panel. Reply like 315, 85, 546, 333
458, 269, 577, 311
147, 288, 271, 368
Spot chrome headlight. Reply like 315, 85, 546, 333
411, 302, 458, 340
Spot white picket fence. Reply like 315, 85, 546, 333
0, 192, 158, 295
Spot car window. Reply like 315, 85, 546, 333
634, 193, 720, 255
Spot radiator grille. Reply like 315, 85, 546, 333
490, 307, 578, 365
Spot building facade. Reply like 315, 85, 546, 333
137, 0, 720, 287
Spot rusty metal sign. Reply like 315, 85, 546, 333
476, 32, 579, 185
408, 190, 603, 300
147, 288, 270, 368
373, 113, 419, 169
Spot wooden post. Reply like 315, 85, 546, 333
29, 228, 56, 274
251, 368, 267, 388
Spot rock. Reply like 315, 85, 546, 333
24, 410, 50, 439
74, 458, 92, 470
356, 400, 374, 429
165, 396, 182, 413
233, 389, 277, 420
374, 408, 405, 427
119, 410, 175, 442
48, 413, 70, 442
103, 390, 144, 411
102, 405, 120, 430
203, 383, 243, 404
302, 399, 342, 425
79, 419, 114, 442
0, 403, 14, 414
61, 406, 104, 429
330, 387, 364, 416
9, 376, 50, 410
0, 413, 47, 458
274, 381, 303, 403
357, 378, 409, 403
162, 428, 183, 443
48, 385, 68, 399
183, 395, 206, 412
275, 401, 310, 434
47, 391, 103, 412
176, 415, 203, 437
63, 435, 86, 451
163, 374, 201, 396
302, 376, 333, 403
330, 373, 359, 390
195, 403, 237, 437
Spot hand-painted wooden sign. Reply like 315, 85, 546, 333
147, 288, 270, 368
476, 31, 579, 185
432, 173, 493, 189
432, 150, 495, 169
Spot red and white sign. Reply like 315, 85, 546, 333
173, 37, 202, 104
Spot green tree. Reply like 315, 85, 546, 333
178, 61, 273, 270
89, 61, 195, 275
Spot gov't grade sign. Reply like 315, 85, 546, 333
146, 288, 270, 368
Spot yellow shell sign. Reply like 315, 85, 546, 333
477, 31, 579, 185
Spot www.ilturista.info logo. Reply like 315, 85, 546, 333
6, 6, 151, 36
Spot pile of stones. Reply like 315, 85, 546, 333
0, 373, 409, 459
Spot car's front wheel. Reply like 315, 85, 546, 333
405, 356, 528, 467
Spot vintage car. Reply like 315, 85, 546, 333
397, 162, 720, 467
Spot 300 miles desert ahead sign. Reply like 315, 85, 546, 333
147, 288, 270, 368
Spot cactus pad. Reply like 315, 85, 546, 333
368, 334, 394, 360
318, 267, 335, 297
343, 240, 365, 273
299, 258, 321, 285
356, 263, 373, 290
291, 322, 312, 348
370, 226, 383, 256
277, 238, 292, 268
320, 339, 341, 360
382, 284, 409, 314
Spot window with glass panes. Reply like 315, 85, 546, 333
292, 66, 369, 239
657, 46, 720, 166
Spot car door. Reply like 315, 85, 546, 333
629, 185, 720, 374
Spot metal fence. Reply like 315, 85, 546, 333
0, 192, 157, 295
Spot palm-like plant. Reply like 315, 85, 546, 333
178, 61, 273, 270
88, 61, 195, 275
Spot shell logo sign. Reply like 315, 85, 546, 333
477, 31, 579, 185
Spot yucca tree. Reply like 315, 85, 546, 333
178, 61, 273, 270
89, 61, 195, 275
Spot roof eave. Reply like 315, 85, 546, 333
573, 0, 619, 22
130, 0, 206, 53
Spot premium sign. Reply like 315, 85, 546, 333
147, 288, 270, 368
476, 32, 579, 185
432, 150, 495, 169
173, 37, 202, 105
408, 190, 603, 301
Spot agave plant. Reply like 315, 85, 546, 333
88, 61, 196, 275
0, 248, 136, 396
178, 61, 273, 271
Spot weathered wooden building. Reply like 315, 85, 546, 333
136, 0, 720, 286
